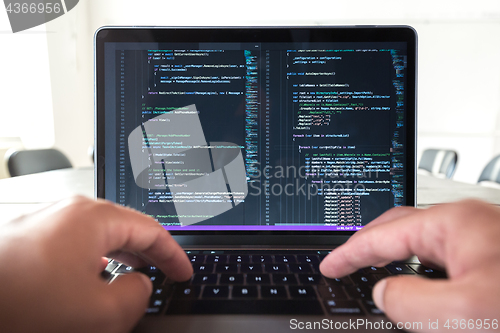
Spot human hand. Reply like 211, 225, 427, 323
0, 196, 193, 333
320, 199, 500, 331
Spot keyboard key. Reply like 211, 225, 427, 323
232, 286, 258, 298
166, 299, 323, 315
289, 264, 312, 274
297, 255, 320, 264
254, 255, 272, 263
275, 255, 296, 263
345, 286, 372, 300
101, 261, 118, 280
135, 266, 166, 285
192, 264, 214, 273
289, 286, 316, 299
149, 298, 166, 308
104, 261, 118, 273
215, 264, 238, 273
206, 255, 227, 263
247, 274, 270, 284
229, 255, 250, 263
220, 274, 244, 284
386, 264, 415, 275
192, 274, 217, 285
362, 266, 389, 275
172, 285, 201, 299
298, 274, 323, 284
324, 276, 352, 286
138, 265, 160, 274
261, 286, 287, 298
317, 285, 348, 300
115, 264, 134, 274
188, 255, 204, 263
240, 264, 263, 273
408, 264, 447, 278
152, 285, 171, 298
264, 264, 287, 273
272, 274, 297, 285
147, 273, 165, 285
146, 296, 166, 315
202, 285, 229, 298
349, 272, 378, 286
324, 300, 364, 315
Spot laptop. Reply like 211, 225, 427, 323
95, 26, 422, 332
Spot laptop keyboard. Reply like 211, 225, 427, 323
105, 250, 446, 316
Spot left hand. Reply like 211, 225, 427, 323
0, 196, 192, 333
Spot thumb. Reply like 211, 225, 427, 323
373, 276, 462, 326
102, 273, 152, 332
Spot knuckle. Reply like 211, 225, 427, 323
428, 199, 486, 228
451, 200, 493, 225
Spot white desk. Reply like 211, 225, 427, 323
417, 175, 500, 207
0, 167, 93, 222
1, 167, 499, 222
0, 167, 93, 203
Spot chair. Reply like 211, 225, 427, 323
418, 149, 458, 179
478, 154, 500, 185
5, 148, 73, 177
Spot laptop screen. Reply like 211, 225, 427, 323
95, 27, 416, 234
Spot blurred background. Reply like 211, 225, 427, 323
1, 0, 500, 184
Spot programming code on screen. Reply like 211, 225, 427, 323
106, 41, 408, 231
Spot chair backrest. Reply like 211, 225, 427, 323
418, 149, 458, 179
5, 148, 73, 177
478, 155, 500, 184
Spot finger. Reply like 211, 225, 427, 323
96, 201, 193, 281
100, 257, 110, 271
321, 199, 500, 279
99, 273, 152, 333
102, 211, 192, 281
105, 251, 150, 268
373, 276, 466, 327
319, 206, 419, 277
320, 207, 441, 278
60, 197, 193, 282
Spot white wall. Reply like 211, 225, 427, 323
2, 0, 500, 183
416, 22, 500, 183
45, 1, 94, 168
0, 10, 54, 154
0, 10, 55, 178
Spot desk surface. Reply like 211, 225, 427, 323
1, 167, 499, 222
0, 167, 93, 222
417, 174, 500, 206
0, 167, 93, 204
